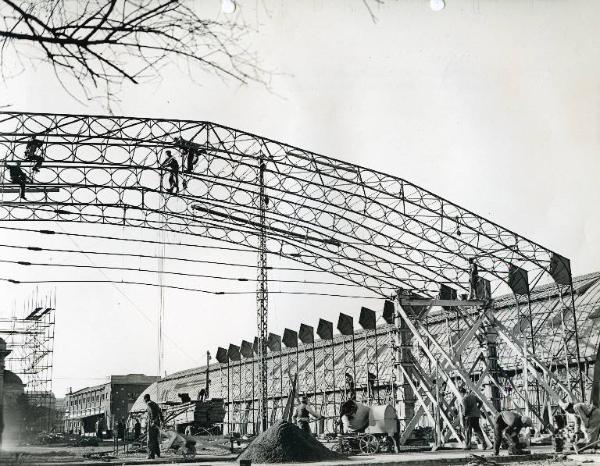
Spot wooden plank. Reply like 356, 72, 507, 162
1, 185, 60, 193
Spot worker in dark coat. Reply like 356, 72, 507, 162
7, 161, 31, 199
96, 417, 103, 439
345, 373, 356, 401
117, 418, 125, 441
133, 419, 142, 439
160, 150, 179, 193
292, 395, 321, 434
144, 394, 164, 459
468, 258, 479, 299
174, 137, 205, 189
24, 135, 44, 172
494, 411, 532, 455
460, 386, 489, 450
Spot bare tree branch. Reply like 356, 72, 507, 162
0, 0, 265, 106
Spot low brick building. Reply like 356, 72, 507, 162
64, 374, 158, 435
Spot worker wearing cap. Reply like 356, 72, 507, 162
565, 402, 600, 446
494, 411, 532, 455
460, 386, 489, 450
293, 395, 322, 434
144, 393, 164, 459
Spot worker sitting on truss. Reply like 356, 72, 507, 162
24, 135, 44, 172
493, 411, 532, 455
565, 402, 600, 449
6, 161, 32, 200
160, 150, 180, 194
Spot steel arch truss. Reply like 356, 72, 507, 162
0, 111, 567, 298
0, 112, 585, 406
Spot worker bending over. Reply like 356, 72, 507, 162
565, 402, 600, 447
339, 399, 370, 434
293, 395, 321, 434
494, 411, 532, 455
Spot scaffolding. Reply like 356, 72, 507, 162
3, 289, 56, 433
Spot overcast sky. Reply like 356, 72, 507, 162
1, 0, 599, 397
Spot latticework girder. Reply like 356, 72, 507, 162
0, 111, 567, 297
0, 111, 586, 422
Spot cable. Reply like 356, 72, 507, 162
0, 242, 353, 275
0, 258, 392, 288
0, 277, 383, 299
0, 224, 258, 253
53, 222, 200, 367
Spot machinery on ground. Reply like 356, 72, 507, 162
334, 402, 398, 454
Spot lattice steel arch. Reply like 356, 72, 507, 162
0, 111, 584, 399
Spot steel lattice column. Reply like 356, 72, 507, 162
257, 156, 269, 432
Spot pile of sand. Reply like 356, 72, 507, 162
237, 421, 343, 463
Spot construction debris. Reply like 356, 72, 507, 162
237, 420, 344, 463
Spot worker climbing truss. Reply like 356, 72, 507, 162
0, 111, 585, 434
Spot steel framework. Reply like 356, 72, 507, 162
0, 111, 585, 433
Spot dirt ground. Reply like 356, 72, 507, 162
0, 435, 237, 465
1, 441, 597, 466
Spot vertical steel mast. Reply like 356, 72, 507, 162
257, 154, 269, 432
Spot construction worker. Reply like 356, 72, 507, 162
565, 402, 600, 447
24, 135, 44, 172
117, 418, 125, 441
160, 150, 179, 194
345, 373, 356, 401
7, 161, 31, 199
339, 399, 370, 434
96, 417, 103, 439
468, 258, 479, 299
133, 419, 142, 439
174, 137, 205, 189
494, 411, 532, 455
144, 393, 164, 459
367, 372, 377, 400
460, 386, 489, 450
292, 395, 321, 434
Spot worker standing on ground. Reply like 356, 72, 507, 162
565, 402, 600, 447
144, 394, 164, 459
24, 135, 44, 172
345, 373, 356, 401
7, 161, 31, 199
292, 395, 322, 434
117, 418, 125, 441
134, 419, 142, 439
460, 386, 488, 450
160, 150, 180, 194
493, 411, 532, 455
468, 258, 479, 299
